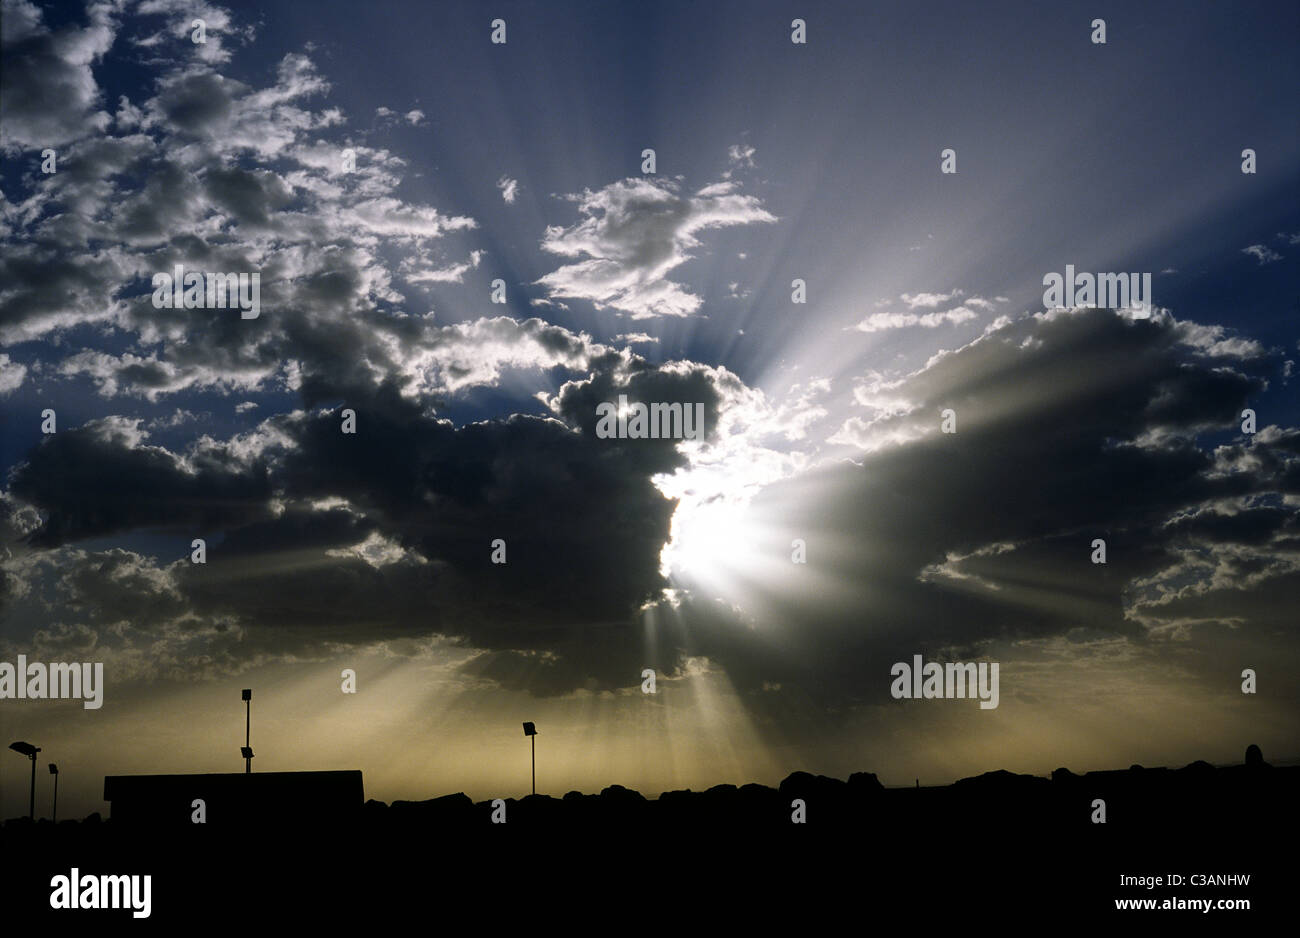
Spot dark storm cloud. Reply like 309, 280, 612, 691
274, 381, 678, 650
1, 360, 708, 688
175, 546, 445, 653
56, 547, 190, 631
9, 418, 274, 547
1162, 501, 1298, 548
654, 309, 1298, 710
552, 357, 732, 461
5, 308, 1296, 704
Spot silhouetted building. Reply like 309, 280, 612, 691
104, 771, 363, 828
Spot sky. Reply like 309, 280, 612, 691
1, 0, 1298, 821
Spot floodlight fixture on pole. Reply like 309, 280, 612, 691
242, 689, 253, 773
522, 722, 536, 795
8, 741, 41, 819
49, 763, 59, 823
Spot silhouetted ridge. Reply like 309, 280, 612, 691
2, 750, 1292, 923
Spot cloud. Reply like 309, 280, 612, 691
0, 21, 484, 401
10, 417, 274, 547
679, 306, 1297, 713
0, 363, 720, 690
0, 354, 28, 394
854, 307, 979, 332
404, 249, 484, 284
0, 0, 117, 152
135, 0, 254, 65
2, 0, 1295, 723
856, 290, 1002, 332
613, 333, 658, 346
536, 176, 776, 318
3, 298, 1296, 709
1242, 244, 1281, 265
901, 289, 963, 309
497, 176, 519, 203
726, 143, 756, 170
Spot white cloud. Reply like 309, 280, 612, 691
136, 0, 253, 66
405, 249, 484, 284
0, 354, 28, 394
727, 143, 756, 167
854, 307, 980, 332
536, 176, 775, 319
1242, 244, 1281, 265
900, 289, 964, 309
855, 289, 997, 332
394, 316, 612, 395
613, 332, 658, 345
497, 176, 519, 203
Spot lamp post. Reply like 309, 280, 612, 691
8, 741, 41, 820
241, 689, 253, 773
522, 722, 537, 795
49, 764, 59, 823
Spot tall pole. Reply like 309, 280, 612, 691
245, 695, 251, 774
531, 734, 535, 796
52, 772, 58, 823
28, 754, 36, 820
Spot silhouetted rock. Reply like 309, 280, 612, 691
847, 771, 884, 792
778, 771, 846, 800
1051, 767, 1078, 782
599, 784, 645, 802
515, 793, 562, 822
657, 789, 694, 804
390, 791, 475, 828
392, 791, 472, 811
953, 769, 1047, 790
1180, 760, 1214, 774
1245, 744, 1265, 766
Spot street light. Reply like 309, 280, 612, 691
241, 689, 253, 773
8, 741, 41, 820
48, 764, 59, 823
522, 722, 537, 795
